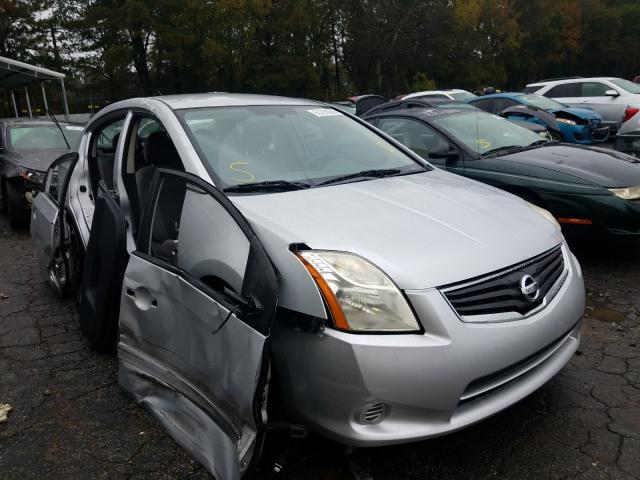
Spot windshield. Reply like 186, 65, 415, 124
610, 78, 640, 94
8, 124, 83, 151
520, 94, 566, 110
178, 105, 426, 191
431, 111, 544, 155
450, 91, 477, 101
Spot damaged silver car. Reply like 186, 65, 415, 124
30, 94, 585, 479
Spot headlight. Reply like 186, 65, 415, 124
527, 202, 560, 229
609, 185, 640, 200
19, 167, 45, 185
556, 118, 577, 126
296, 250, 420, 332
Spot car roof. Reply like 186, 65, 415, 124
406, 89, 468, 96
471, 92, 524, 100
153, 93, 321, 110
0, 118, 73, 126
527, 77, 621, 87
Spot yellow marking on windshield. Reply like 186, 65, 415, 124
477, 139, 491, 149
230, 162, 256, 183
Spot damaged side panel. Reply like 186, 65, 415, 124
118, 253, 267, 479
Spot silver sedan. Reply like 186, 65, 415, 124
30, 94, 585, 479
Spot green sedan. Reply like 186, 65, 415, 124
363, 106, 640, 236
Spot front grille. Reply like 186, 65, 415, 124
441, 245, 565, 318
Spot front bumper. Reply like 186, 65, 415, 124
273, 247, 585, 446
563, 124, 610, 144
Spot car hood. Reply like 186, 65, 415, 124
548, 106, 601, 121
4, 148, 69, 172
232, 170, 562, 290
501, 144, 640, 187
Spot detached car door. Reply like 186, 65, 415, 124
118, 169, 279, 480
30, 152, 79, 271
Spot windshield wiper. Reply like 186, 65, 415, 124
223, 180, 310, 193
318, 168, 404, 186
482, 145, 528, 157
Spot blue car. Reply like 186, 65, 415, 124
469, 93, 610, 144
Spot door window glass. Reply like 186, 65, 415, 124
377, 117, 455, 160
470, 98, 495, 113
92, 118, 124, 190
148, 175, 250, 295
45, 156, 75, 205
492, 98, 519, 114
582, 82, 610, 97
545, 83, 580, 98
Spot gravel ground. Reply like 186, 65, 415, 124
1, 211, 639, 480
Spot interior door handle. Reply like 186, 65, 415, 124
126, 286, 157, 310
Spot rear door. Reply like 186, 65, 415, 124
543, 82, 582, 108
578, 81, 624, 128
118, 169, 278, 480
30, 152, 79, 269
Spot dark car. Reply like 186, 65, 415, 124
0, 119, 82, 228
363, 98, 551, 137
468, 93, 610, 145
363, 107, 640, 237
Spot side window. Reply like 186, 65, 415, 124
582, 82, 611, 97
91, 118, 125, 191
545, 83, 580, 98
377, 117, 454, 160
470, 98, 495, 113
493, 98, 519, 114
44, 156, 75, 205
148, 175, 249, 295
415, 94, 448, 99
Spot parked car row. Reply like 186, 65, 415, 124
19, 93, 594, 479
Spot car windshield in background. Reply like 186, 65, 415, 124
450, 91, 476, 101
520, 94, 566, 110
179, 105, 427, 191
431, 111, 545, 155
610, 78, 640, 94
8, 125, 83, 150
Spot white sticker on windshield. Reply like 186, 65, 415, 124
307, 108, 342, 117
65, 126, 84, 130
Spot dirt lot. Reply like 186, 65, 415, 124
1, 211, 639, 480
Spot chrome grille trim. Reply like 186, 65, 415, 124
439, 244, 568, 323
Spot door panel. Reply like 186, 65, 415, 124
30, 191, 58, 267
118, 169, 278, 479
79, 180, 129, 351
30, 152, 79, 269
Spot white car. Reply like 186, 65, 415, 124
403, 89, 477, 102
524, 77, 640, 132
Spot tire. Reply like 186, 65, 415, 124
5, 179, 29, 229
47, 247, 70, 298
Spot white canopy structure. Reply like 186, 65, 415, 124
0, 55, 69, 121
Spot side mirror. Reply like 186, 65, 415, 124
430, 147, 460, 162
605, 89, 619, 97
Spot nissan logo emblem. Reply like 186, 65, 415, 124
520, 274, 540, 302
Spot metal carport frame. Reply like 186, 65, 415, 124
0, 55, 69, 121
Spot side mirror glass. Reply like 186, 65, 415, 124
605, 89, 619, 97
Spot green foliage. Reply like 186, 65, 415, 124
2, 0, 640, 112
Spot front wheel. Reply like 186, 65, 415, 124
5, 180, 29, 229
47, 247, 70, 298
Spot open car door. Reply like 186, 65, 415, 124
30, 152, 79, 296
117, 169, 279, 479
79, 179, 129, 351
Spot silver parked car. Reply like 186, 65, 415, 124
30, 94, 585, 479
524, 76, 640, 132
